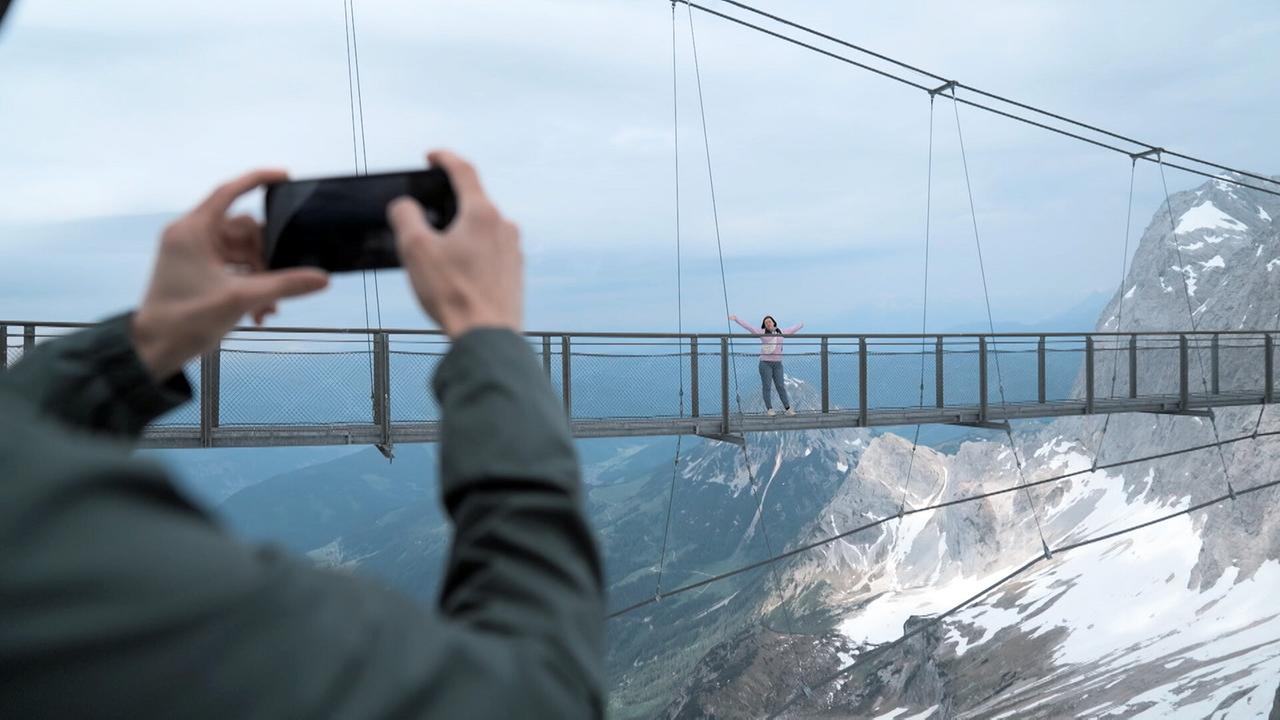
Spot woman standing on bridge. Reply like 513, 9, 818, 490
730, 314, 804, 416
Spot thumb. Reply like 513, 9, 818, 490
232, 268, 329, 313
387, 196, 441, 263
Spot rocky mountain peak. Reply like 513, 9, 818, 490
656, 173, 1280, 719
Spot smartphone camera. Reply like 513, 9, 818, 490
264, 168, 457, 272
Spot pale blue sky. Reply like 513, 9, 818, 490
1, 0, 1277, 332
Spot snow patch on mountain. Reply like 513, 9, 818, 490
838, 566, 1019, 647
873, 704, 940, 720
1171, 264, 1199, 296
1175, 201, 1248, 235
948, 517, 1280, 718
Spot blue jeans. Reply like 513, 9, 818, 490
759, 360, 790, 410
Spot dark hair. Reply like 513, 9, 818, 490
761, 315, 780, 335
0, 0, 12, 29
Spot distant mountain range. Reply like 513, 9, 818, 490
940, 290, 1111, 334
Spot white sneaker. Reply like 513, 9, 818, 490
785, 408, 796, 416
766, 409, 777, 416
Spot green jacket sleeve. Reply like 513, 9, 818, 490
1, 314, 191, 439
0, 323, 604, 719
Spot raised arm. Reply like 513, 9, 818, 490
0, 152, 603, 719
0, 329, 601, 718
3, 169, 326, 443
1, 315, 191, 439
783, 322, 805, 335
730, 314, 763, 335
390, 150, 604, 713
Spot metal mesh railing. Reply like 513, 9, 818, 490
4, 322, 1279, 442
1217, 336, 1268, 395
570, 349, 687, 419
218, 349, 373, 425
388, 350, 445, 422
1136, 338, 1182, 397
152, 358, 202, 426
1092, 336, 1132, 401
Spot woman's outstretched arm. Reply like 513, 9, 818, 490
783, 322, 805, 335
729, 315, 763, 335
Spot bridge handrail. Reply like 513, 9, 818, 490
4, 319, 1276, 449
1, 319, 1277, 340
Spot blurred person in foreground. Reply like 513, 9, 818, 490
0, 8, 603, 708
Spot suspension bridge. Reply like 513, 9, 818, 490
6, 0, 1280, 711
3, 322, 1277, 451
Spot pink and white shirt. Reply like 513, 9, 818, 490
733, 317, 804, 362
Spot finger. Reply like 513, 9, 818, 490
426, 150, 490, 213
388, 197, 441, 260
224, 214, 259, 238
197, 168, 289, 219
231, 268, 329, 313
251, 303, 278, 326
387, 196, 435, 237
221, 215, 265, 269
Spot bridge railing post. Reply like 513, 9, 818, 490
1084, 335, 1095, 413
23, 324, 35, 352
979, 336, 989, 422
199, 345, 221, 448
561, 336, 572, 418
858, 337, 868, 427
1211, 334, 1220, 395
542, 335, 552, 381
935, 336, 944, 408
690, 336, 699, 418
1037, 335, 1046, 404
1129, 334, 1138, 399
0, 324, 7, 370
373, 333, 391, 449
1266, 334, 1274, 405
720, 337, 730, 434
1179, 334, 1190, 411
820, 336, 829, 414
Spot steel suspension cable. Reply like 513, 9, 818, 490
680, 1, 1280, 197
950, 90, 1052, 558
347, 0, 383, 332
343, 0, 382, 397
768, 556, 1043, 718
685, 2, 801, 642
1247, 305, 1280, 440
897, 95, 936, 518
1157, 155, 1236, 499
769, 162, 1278, 705
653, 0, 687, 600
1247, 268, 1280, 439
770, 469, 1280, 716
1091, 160, 1139, 470
606, 425, 1280, 619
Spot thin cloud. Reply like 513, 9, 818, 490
0, 1, 1275, 330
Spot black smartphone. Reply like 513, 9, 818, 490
263, 168, 457, 271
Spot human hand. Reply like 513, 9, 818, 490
388, 150, 522, 338
131, 170, 330, 380
729, 314, 738, 322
